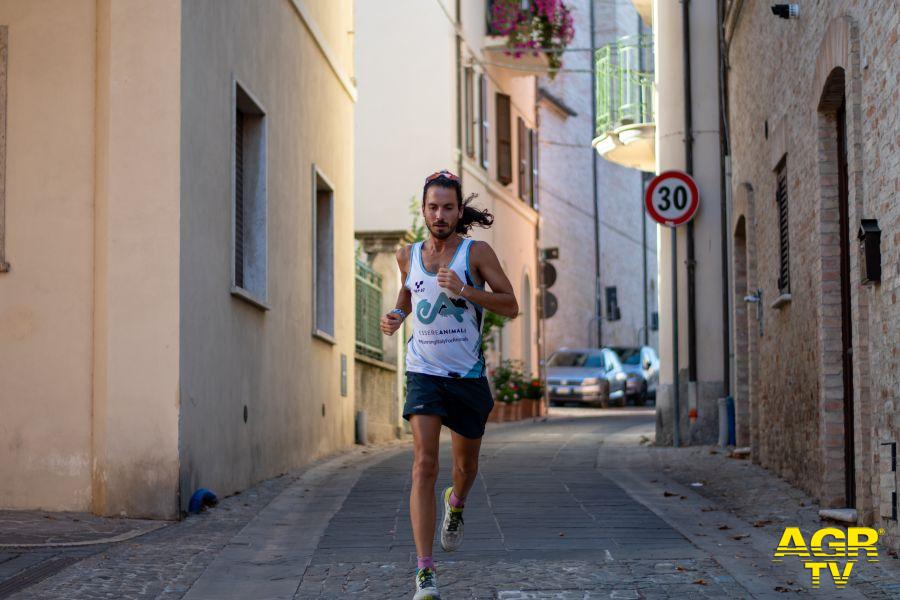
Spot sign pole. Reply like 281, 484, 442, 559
671, 228, 681, 447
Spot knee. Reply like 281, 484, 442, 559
413, 454, 439, 483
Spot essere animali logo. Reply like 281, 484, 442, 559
773, 526, 880, 588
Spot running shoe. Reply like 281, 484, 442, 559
413, 567, 440, 600
440, 486, 464, 552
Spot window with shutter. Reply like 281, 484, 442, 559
231, 82, 268, 308
496, 93, 512, 185
234, 109, 245, 288
464, 67, 475, 158
479, 74, 489, 170
517, 117, 527, 200
775, 158, 790, 294
314, 168, 335, 338
530, 128, 539, 210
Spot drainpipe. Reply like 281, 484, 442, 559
681, 0, 698, 388
590, 0, 603, 348
455, 0, 463, 178
717, 0, 731, 396
639, 16, 649, 348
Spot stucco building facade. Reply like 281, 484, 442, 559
0, 0, 357, 519
725, 1, 899, 543
538, 0, 658, 355
354, 0, 540, 388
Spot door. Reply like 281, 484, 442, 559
837, 96, 856, 508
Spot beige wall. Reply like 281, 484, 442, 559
0, 0, 96, 511
0, 0, 182, 518
178, 0, 356, 510
354, 0, 456, 232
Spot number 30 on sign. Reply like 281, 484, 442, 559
644, 170, 700, 227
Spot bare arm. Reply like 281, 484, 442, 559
437, 241, 518, 319
381, 245, 413, 336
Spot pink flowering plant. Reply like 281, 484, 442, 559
491, 359, 527, 403
489, 0, 575, 73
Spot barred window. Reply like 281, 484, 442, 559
775, 158, 790, 294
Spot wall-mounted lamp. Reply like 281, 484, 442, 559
771, 4, 800, 19
858, 219, 882, 285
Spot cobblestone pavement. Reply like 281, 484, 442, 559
5, 408, 900, 599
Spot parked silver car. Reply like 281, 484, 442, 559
611, 346, 659, 405
545, 348, 628, 408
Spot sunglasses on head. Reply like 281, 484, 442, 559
425, 170, 460, 184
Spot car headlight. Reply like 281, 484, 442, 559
581, 377, 599, 386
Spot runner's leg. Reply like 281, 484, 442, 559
449, 430, 482, 504
410, 414, 443, 559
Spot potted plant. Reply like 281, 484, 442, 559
521, 377, 544, 418
491, 360, 527, 421
488, 0, 575, 75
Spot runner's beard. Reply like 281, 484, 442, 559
427, 221, 456, 240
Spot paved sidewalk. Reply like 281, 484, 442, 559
6, 408, 900, 599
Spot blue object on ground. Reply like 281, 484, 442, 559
726, 395, 736, 446
188, 488, 219, 514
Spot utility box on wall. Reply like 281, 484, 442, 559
858, 219, 881, 285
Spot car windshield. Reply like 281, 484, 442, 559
614, 348, 641, 365
548, 352, 604, 368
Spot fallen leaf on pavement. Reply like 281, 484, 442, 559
718, 524, 731, 530
701, 506, 716, 512
663, 491, 678, 497
752, 520, 774, 527
774, 586, 790, 593
693, 579, 708, 585
731, 534, 750, 540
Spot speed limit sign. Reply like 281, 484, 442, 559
645, 170, 700, 227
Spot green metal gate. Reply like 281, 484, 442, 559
355, 259, 384, 360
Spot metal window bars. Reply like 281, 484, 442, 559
355, 259, 384, 360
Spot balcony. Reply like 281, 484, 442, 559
592, 35, 655, 172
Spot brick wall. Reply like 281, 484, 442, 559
727, 1, 898, 544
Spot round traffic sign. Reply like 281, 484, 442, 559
644, 170, 700, 227
541, 261, 557, 288
542, 291, 558, 319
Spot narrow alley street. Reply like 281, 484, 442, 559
4, 408, 900, 599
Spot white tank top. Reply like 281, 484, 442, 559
405, 238, 486, 378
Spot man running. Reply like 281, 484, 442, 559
381, 170, 519, 600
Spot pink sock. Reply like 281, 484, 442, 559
449, 490, 465, 509
417, 556, 434, 570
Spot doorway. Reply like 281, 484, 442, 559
836, 94, 856, 508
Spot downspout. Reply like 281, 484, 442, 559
717, 0, 731, 396
455, 0, 463, 178
590, 0, 602, 347
639, 16, 649, 347
681, 0, 698, 385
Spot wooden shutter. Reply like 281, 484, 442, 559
464, 68, 474, 158
517, 117, 526, 199
496, 93, 512, 185
479, 74, 489, 169
530, 128, 539, 209
776, 159, 790, 293
234, 109, 245, 288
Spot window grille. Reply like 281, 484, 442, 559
355, 259, 384, 360
776, 159, 790, 294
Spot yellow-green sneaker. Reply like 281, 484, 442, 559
439, 486, 464, 552
413, 567, 440, 599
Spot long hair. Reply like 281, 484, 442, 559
422, 173, 494, 235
